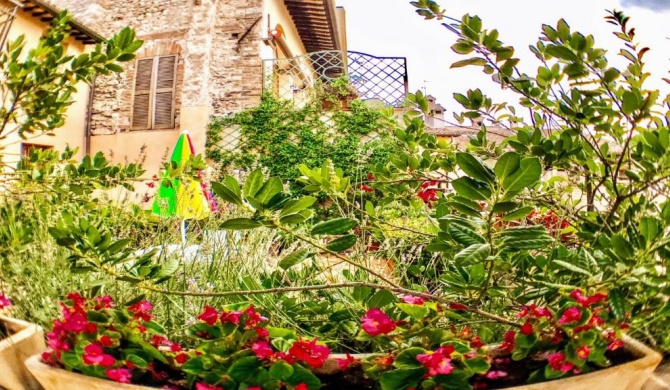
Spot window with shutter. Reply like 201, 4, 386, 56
130, 55, 178, 130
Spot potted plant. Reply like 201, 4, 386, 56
27, 293, 332, 390
0, 293, 45, 390
315, 77, 359, 111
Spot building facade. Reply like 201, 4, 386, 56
44, 0, 347, 174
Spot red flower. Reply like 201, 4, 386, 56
99, 336, 113, 347
499, 330, 516, 353
401, 295, 425, 305
94, 295, 114, 310
128, 300, 153, 322
221, 310, 242, 324
449, 303, 468, 311
66, 292, 87, 308
294, 384, 309, 390
151, 335, 168, 347
0, 294, 12, 309
470, 336, 485, 349
255, 327, 270, 338
252, 340, 274, 360
366, 173, 375, 181
288, 339, 331, 368
547, 352, 574, 372
570, 289, 608, 308
520, 321, 534, 336
106, 368, 132, 384
576, 345, 591, 360
360, 184, 374, 193
244, 306, 268, 329
376, 354, 395, 366
197, 305, 220, 326
275, 351, 295, 364
588, 315, 605, 327
175, 353, 189, 364
82, 344, 116, 367
361, 309, 396, 336
558, 307, 582, 324
247, 387, 261, 390
195, 383, 222, 390
84, 322, 97, 334
608, 339, 624, 351
335, 353, 358, 370
417, 188, 438, 203
416, 346, 455, 377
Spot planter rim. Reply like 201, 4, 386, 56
327, 335, 661, 389
0, 314, 43, 350
25, 354, 159, 390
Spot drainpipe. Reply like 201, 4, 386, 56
84, 76, 96, 156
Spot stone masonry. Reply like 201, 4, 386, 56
47, 0, 264, 135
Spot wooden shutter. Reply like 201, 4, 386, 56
131, 58, 154, 129
153, 55, 177, 129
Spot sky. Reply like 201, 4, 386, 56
337, 0, 670, 121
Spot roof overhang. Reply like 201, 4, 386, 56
284, 0, 341, 53
18, 0, 104, 44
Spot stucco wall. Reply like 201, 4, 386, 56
0, 2, 92, 167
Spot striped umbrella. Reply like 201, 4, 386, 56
152, 131, 210, 240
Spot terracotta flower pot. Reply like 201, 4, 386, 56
0, 314, 45, 390
318, 336, 661, 390
24, 354, 153, 390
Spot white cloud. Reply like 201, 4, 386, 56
620, 0, 670, 10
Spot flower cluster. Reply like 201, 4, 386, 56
417, 180, 439, 204
41, 293, 183, 387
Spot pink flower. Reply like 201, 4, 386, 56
82, 344, 116, 367
416, 346, 455, 377
401, 295, 425, 305
252, 340, 274, 360
247, 387, 261, 390
244, 306, 268, 328
485, 370, 508, 380
558, 307, 582, 324
576, 345, 591, 360
547, 352, 574, 373
288, 339, 331, 368
127, 300, 153, 322
195, 383, 223, 390
0, 294, 12, 309
94, 296, 114, 310
62, 312, 88, 333
197, 305, 220, 326
361, 309, 396, 336
106, 368, 132, 383
520, 321, 534, 336
221, 310, 242, 324
335, 353, 358, 370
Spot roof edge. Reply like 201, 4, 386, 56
20, 0, 105, 43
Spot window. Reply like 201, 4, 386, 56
131, 55, 177, 130
21, 143, 52, 157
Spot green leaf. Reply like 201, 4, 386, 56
211, 181, 243, 206
278, 248, 311, 270
492, 201, 518, 213
269, 360, 294, 381
228, 356, 262, 381
326, 234, 357, 252
451, 57, 487, 68
447, 223, 486, 246
609, 288, 626, 320
280, 196, 317, 217
545, 44, 578, 61
451, 177, 491, 200
394, 347, 426, 369
494, 152, 520, 180
243, 169, 265, 198
397, 303, 430, 322
454, 243, 491, 265
126, 354, 148, 369
622, 91, 640, 115
502, 157, 542, 197
380, 368, 424, 390
456, 153, 495, 183
286, 365, 321, 389
256, 177, 284, 204
311, 218, 358, 235
464, 357, 490, 374
501, 206, 534, 222
552, 260, 592, 276
221, 218, 263, 230
367, 289, 397, 309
